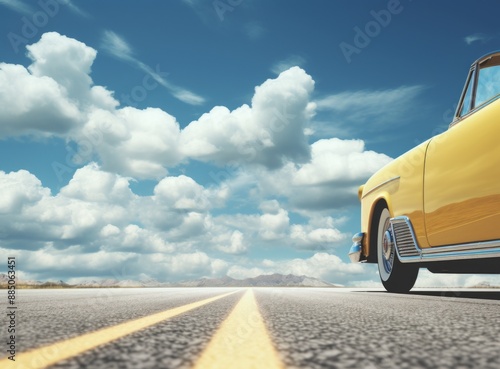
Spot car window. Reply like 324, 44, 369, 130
459, 69, 475, 117
476, 65, 500, 107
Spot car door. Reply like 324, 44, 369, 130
423, 55, 500, 247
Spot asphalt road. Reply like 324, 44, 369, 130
1, 288, 499, 369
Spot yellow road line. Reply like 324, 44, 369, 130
0, 290, 238, 369
192, 288, 285, 369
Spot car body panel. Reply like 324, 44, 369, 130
424, 97, 500, 246
360, 141, 431, 258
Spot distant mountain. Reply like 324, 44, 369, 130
76, 279, 140, 288
0, 274, 67, 288
0, 273, 341, 288
176, 274, 341, 288
469, 281, 500, 289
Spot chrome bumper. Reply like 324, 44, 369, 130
349, 232, 365, 263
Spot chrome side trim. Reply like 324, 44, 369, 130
390, 216, 500, 263
420, 240, 500, 261
362, 176, 400, 199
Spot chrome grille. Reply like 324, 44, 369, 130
391, 217, 420, 258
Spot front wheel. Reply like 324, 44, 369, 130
377, 208, 419, 293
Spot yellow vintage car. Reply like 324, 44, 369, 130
350, 51, 500, 292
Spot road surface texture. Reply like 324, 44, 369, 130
1, 287, 499, 369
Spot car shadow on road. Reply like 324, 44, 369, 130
408, 290, 500, 301
360, 290, 500, 300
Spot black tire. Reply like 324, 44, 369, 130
376, 208, 419, 293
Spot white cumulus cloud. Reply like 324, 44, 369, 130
0, 62, 81, 137
180, 67, 314, 169
248, 138, 392, 211
259, 200, 290, 240
81, 106, 183, 179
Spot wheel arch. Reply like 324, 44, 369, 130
367, 197, 392, 263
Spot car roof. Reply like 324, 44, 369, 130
472, 50, 500, 67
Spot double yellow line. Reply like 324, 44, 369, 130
1, 289, 284, 369
193, 289, 283, 369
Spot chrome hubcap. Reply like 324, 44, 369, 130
383, 230, 393, 260
382, 227, 394, 273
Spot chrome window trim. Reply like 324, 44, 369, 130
361, 176, 400, 199
454, 65, 476, 122
450, 93, 500, 128
452, 50, 500, 126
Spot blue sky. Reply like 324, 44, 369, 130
1, 0, 500, 287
